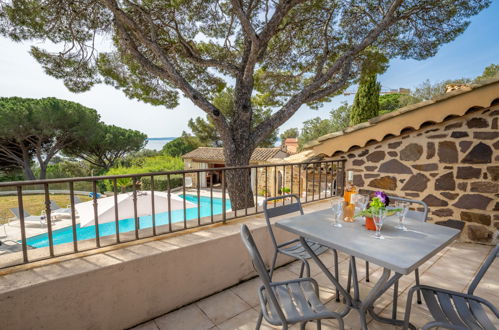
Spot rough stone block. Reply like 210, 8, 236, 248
400, 143, 423, 161
459, 141, 472, 153
378, 159, 413, 174
411, 163, 438, 171
423, 194, 449, 207
432, 208, 454, 217
402, 173, 429, 192
486, 166, 499, 181
462, 142, 492, 164
440, 192, 459, 200
473, 132, 499, 140
453, 194, 492, 210
450, 131, 469, 138
460, 211, 491, 226
456, 166, 481, 179
467, 224, 493, 243
436, 220, 465, 230
444, 122, 463, 130
366, 151, 385, 163
367, 176, 397, 191
435, 172, 456, 191
438, 141, 458, 163
470, 181, 498, 193
388, 141, 401, 149
352, 159, 365, 166
427, 142, 435, 159
466, 117, 488, 128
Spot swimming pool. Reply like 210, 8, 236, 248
25, 194, 231, 248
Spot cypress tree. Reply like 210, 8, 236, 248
349, 73, 381, 126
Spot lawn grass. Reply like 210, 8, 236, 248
0, 194, 91, 224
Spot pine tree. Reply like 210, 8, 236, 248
349, 74, 381, 126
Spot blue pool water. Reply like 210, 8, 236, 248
25, 195, 231, 248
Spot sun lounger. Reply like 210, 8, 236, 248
9, 208, 47, 227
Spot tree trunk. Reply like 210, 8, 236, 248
39, 164, 47, 180
223, 146, 255, 211
21, 150, 36, 180
23, 165, 36, 181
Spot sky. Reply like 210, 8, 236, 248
0, 2, 498, 138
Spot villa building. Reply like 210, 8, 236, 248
298, 78, 499, 243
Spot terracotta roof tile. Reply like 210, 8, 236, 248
182, 147, 288, 162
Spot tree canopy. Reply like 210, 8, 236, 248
349, 73, 381, 125
0, 0, 489, 208
161, 133, 202, 157
63, 123, 147, 172
279, 128, 299, 142
188, 88, 278, 148
379, 93, 421, 114
0, 97, 100, 179
475, 63, 499, 82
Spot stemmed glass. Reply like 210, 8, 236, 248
395, 201, 409, 231
372, 208, 385, 239
352, 194, 369, 222
331, 199, 344, 228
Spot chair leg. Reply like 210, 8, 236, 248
337, 317, 345, 330
269, 252, 278, 279
415, 268, 422, 304
255, 310, 263, 330
392, 279, 399, 320
346, 262, 352, 295
365, 261, 370, 282
304, 259, 311, 277
299, 261, 305, 278
333, 250, 340, 302
316, 320, 321, 330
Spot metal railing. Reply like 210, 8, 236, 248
0, 160, 345, 269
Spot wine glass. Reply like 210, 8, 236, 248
372, 208, 385, 239
352, 194, 369, 220
331, 199, 344, 228
395, 201, 409, 231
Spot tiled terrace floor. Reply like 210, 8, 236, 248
132, 242, 498, 330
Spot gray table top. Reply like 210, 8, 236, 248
275, 208, 460, 275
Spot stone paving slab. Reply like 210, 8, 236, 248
131, 242, 498, 330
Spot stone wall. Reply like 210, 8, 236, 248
332, 105, 498, 244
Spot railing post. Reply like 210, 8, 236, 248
69, 182, 78, 252
44, 183, 55, 256
222, 170, 226, 223
151, 175, 156, 236
16, 186, 28, 263
93, 181, 101, 247
113, 179, 120, 243
339, 160, 347, 197
167, 174, 172, 232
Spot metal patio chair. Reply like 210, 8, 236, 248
240, 224, 345, 330
403, 244, 499, 330
263, 194, 337, 280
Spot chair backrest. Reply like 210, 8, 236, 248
9, 208, 30, 219
50, 200, 61, 210
388, 195, 428, 222
184, 176, 193, 188
468, 244, 499, 295
262, 194, 304, 249
240, 225, 286, 322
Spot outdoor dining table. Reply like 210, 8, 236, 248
275, 208, 461, 330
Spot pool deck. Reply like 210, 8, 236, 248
131, 242, 498, 330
